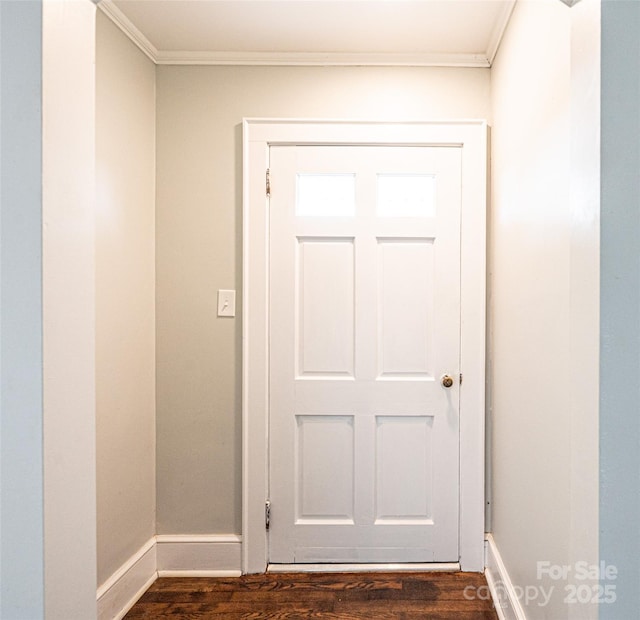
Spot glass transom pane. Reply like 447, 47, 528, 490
296, 174, 356, 217
377, 174, 436, 217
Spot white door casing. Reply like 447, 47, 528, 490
268, 145, 461, 563
243, 119, 487, 573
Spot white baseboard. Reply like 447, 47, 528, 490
156, 534, 242, 576
97, 538, 157, 620
97, 534, 242, 620
485, 534, 527, 620
158, 569, 242, 577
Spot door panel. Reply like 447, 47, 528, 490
269, 145, 461, 564
297, 239, 355, 377
296, 414, 355, 523
375, 415, 434, 524
378, 240, 435, 377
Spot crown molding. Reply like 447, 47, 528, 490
154, 50, 491, 68
97, 0, 502, 69
97, 0, 158, 63
486, 0, 517, 65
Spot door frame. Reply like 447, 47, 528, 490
242, 119, 487, 573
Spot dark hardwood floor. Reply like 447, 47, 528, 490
125, 571, 499, 619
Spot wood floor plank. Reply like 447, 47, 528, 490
124, 571, 499, 619
228, 590, 349, 603
333, 599, 495, 612
137, 590, 234, 604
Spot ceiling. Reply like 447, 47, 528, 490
99, 0, 516, 67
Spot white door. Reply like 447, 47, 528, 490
268, 145, 462, 564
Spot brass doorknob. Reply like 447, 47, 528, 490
441, 374, 454, 388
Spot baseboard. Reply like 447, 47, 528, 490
97, 538, 157, 620
484, 534, 527, 620
156, 534, 242, 576
97, 534, 242, 619
158, 569, 242, 577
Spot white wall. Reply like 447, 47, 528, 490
567, 4, 600, 618
42, 1, 98, 618
0, 1, 44, 617
490, 0, 599, 618
95, 10, 157, 587
155, 65, 491, 534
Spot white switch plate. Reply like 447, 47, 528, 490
217, 289, 236, 317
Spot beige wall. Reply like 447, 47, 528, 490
490, 1, 599, 617
96, 11, 156, 585
155, 65, 491, 534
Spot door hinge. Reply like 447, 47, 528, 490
266, 169, 271, 197
460, 372, 463, 385
265, 499, 271, 530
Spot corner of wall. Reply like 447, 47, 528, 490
97, 536, 242, 620
95, 5, 158, 589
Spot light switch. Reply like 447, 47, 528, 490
217, 289, 236, 317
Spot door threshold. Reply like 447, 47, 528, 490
267, 562, 460, 573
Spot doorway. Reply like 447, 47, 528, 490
243, 119, 487, 573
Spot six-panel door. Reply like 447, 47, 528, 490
269, 145, 461, 563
